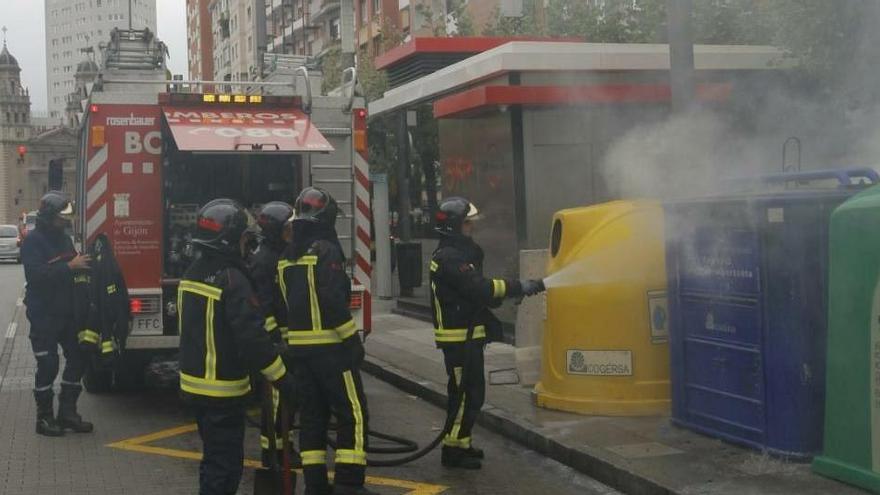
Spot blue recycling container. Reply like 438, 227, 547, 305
665, 168, 878, 459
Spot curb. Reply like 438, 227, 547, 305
362, 355, 675, 495
0, 290, 24, 392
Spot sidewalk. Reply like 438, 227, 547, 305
363, 311, 865, 495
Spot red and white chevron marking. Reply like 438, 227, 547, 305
353, 150, 372, 334
85, 144, 110, 240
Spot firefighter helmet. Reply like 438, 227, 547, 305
435, 197, 479, 236
193, 199, 251, 255
294, 187, 338, 226
257, 201, 294, 243
37, 191, 73, 222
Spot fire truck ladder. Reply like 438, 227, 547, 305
308, 129, 357, 267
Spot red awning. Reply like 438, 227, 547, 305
162, 106, 333, 153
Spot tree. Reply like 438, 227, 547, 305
483, 0, 666, 42
414, 1, 476, 37
691, 0, 774, 45
482, 0, 546, 36
319, 44, 343, 94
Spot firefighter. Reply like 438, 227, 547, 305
21, 191, 94, 437
178, 199, 295, 495
249, 201, 294, 466
430, 197, 545, 469
277, 187, 375, 495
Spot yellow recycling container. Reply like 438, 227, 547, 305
534, 200, 670, 416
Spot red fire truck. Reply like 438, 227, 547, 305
75, 29, 372, 391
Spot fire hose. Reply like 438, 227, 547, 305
249, 321, 479, 468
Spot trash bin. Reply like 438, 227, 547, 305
535, 201, 670, 416
813, 185, 880, 491
396, 241, 423, 291
666, 169, 878, 459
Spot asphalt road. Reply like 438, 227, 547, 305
0, 261, 24, 341
0, 263, 617, 494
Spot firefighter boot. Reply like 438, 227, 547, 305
34, 390, 64, 437
464, 446, 485, 459
441, 446, 482, 469
57, 384, 94, 433
303, 466, 333, 495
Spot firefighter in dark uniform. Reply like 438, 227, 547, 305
430, 197, 545, 469
249, 201, 294, 465
22, 191, 94, 437
277, 187, 376, 495
178, 199, 295, 495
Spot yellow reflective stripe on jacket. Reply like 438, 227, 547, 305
287, 330, 343, 345
335, 319, 357, 340
277, 261, 292, 302
180, 372, 251, 398
278, 255, 322, 333
101, 340, 116, 354
431, 282, 444, 329
179, 280, 222, 300
179, 280, 223, 380
434, 325, 487, 343
286, 320, 357, 345
430, 261, 439, 272
78, 329, 99, 345
306, 260, 322, 330
301, 450, 327, 466
264, 316, 278, 332
260, 356, 287, 382
205, 298, 217, 380
492, 279, 507, 299
335, 449, 367, 466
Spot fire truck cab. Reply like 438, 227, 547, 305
75, 29, 372, 391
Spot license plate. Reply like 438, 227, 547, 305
131, 314, 162, 335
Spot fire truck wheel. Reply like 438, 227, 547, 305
83, 365, 113, 394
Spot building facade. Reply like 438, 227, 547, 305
265, 0, 343, 60
187, 0, 215, 80
45, 0, 157, 120
0, 42, 77, 223
208, 0, 267, 82
357, 0, 502, 56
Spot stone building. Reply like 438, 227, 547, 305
0, 40, 78, 224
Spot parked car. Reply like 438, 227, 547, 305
0, 224, 21, 263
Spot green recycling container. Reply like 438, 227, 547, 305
813, 185, 880, 492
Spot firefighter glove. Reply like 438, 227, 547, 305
520, 279, 546, 297
342, 333, 366, 367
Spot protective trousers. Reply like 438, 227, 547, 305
259, 378, 285, 465
442, 343, 485, 449
295, 349, 368, 493
29, 316, 86, 412
194, 404, 246, 495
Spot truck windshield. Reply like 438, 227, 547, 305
0, 226, 18, 237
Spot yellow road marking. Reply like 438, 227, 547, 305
107, 422, 448, 495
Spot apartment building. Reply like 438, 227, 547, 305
44, 0, 157, 119
208, 0, 268, 81
265, 0, 343, 60
356, 0, 502, 56
187, 0, 215, 80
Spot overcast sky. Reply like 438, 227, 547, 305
0, 0, 188, 114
